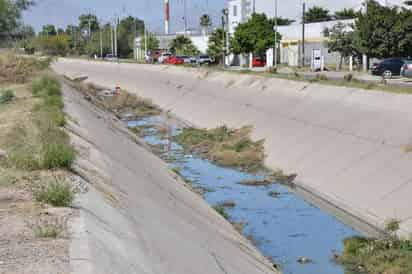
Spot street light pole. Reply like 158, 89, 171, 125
274, 0, 278, 68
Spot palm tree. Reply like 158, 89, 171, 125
200, 14, 212, 35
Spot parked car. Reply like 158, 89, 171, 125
104, 54, 118, 61
401, 59, 412, 78
158, 53, 172, 64
164, 56, 184, 65
196, 55, 213, 65
177, 56, 192, 64
371, 58, 411, 78
252, 56, 266, 67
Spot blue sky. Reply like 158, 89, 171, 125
23, 0, 223, 33
23, 0, 405, 33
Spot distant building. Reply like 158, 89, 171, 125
226, 0, 410, 67
277, 19, 355, 67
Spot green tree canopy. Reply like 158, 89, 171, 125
33, 34, 70, 56
40, 24, 57, 36
207, 28, 225, 63
334, 8, 358, 20
169, 35, 199, 56
0, 0, 34, 37
141, 32, 160, 52
270, 17, 295, 26
354, 0, 412, 58
78, 14, 99, 33
231, 13, 281, 56
304, 6, 332, 23
117, 16, 145, 57
327, 22, 359, 66
200, 14, 212, 29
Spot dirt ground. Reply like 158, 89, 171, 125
0, 81, 75, 274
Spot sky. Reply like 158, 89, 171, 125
23, 0, 406, 33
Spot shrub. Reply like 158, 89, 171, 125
41, 143, 76, 169
0, 90, 15, 104
32, 76, 61, 97
35, 225, 60, 238
44, 95, 64, 109
35, 179, 74, 207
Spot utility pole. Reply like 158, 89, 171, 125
252, 0, 256, 13
221, 15, 225, 65
302, 2, 306, 67
99, 21, 103, 58
184, 0, 188, 35
274, 0, 278, 68
144, 25, 148, 59
114, 17, 118, 57
110, 23, 114, 56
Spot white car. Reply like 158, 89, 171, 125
158, 53, 172, 64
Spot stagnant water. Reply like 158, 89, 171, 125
127, 116, 360, 274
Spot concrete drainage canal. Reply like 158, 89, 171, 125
126, 114, 360, 274
68, 81, 365, 274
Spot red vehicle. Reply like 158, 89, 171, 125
252, 56, 266, 67
164, 56, 184, 65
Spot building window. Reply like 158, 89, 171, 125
233, 5, 238, 17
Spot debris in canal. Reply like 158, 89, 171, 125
266, 169, 297, 186
66, 79, 161, 118
174, 126, 265, 172
238, 179, 273, 186
297, 256, 313, 264
268, 191, 281, 198
219, 200, 236, 208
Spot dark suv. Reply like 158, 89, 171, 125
371, 58, 411, 78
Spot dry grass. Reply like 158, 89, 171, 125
66, 80, 161, 117
403, 144, 412, 153
174, 126, 265, 172
0, 54, 51, 84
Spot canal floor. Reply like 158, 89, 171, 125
127, 116, 359, 274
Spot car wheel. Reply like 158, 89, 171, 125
383, 70, 392, 79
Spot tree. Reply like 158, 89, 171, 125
327, 22, 358, 67
354, 0, 411, 58
304, 6, 332, 23
207, 28, 225, 63
334, 8, 358, 20
33, 34, 70, 56
117, 16, 145, 57
231, 13, 281, 56
200, 14, 212, 34
140, 32, 159, 52
270, 17, 295, 26
40, 24, 57, 36
169, 35, 199, 56
78, 14, 99, 33
0, 0, 34, 37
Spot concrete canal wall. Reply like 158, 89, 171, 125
54, 58, 412, 236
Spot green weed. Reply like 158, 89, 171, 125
213, 205, 229, 220
34, 179, 74, 207
0, 90, 15, 104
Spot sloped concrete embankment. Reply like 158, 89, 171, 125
54, 59, 412, 236
62, 82, 278, 274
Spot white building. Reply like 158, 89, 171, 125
226, 0, 411, 67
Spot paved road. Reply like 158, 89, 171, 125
54, 58, 412, 236
233, 66, 412, 88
